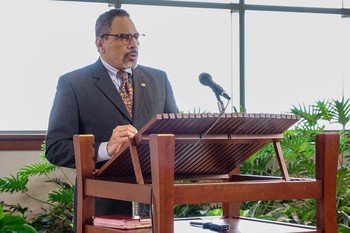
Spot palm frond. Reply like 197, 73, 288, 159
281, 130, 316, 160
240, 153, 273, 175
330, 97, 350, 129
2, 203, 28, 217
339, 131, 350, 158
290, 104, 322, 129
19, 161, 58, 177
48, 178, 72, 190
48, 188, 74, 205
336, 167, 350, 197
316, 99, 333, 121
337, 211, 350, 230
0, 174, 28, 194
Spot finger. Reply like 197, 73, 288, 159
114, 125, 138, 136
121, 124, 138, 134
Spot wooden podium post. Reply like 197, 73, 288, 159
149, 134, 175, 233
73, 113, 339, 233
73, 134, 95, 233
316, 133, 339, 232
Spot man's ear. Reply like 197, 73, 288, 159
95, 37, 104, 53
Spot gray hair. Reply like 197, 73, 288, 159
95, 8, 130, 38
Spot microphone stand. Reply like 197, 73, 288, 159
175, 92, 230, 165
215, 93, 225, 114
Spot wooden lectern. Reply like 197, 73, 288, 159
73, 113, 339, 233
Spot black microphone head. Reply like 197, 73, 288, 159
198, 72, 212, 86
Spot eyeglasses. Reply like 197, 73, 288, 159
100, 33, 145, 45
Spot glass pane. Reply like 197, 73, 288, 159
157, 0, 237, 3
245, 0, 343, 8
245, 11, 350, 129
344, 0, 350, 8
0, 1, 235, 130
0, 0, 111, 130
124, 5, 234, 115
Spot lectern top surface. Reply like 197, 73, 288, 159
138, 113, 299, 135
97, 113, 299, 178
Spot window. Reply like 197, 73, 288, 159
123, 4, 235, 114
245, 0, 344, 8
0, 1, 234, 130
0, 0, 348, 130
245, 11, 350, 124
0, 0, 111, 130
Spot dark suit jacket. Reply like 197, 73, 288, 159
45, 59, 178, 218
45, 59, 178, 169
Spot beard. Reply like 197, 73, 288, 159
123, 50, 138, 69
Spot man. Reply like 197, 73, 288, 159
45, 8, 178, 220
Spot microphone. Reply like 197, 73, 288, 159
198, 73, 231, 100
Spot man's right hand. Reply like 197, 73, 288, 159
107, 124, 138, 157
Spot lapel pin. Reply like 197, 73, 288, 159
141, 82, 146, 87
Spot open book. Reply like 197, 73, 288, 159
92, 215, 152, 230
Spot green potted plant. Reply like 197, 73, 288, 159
0, 204, 37, 233
0, 144, 74, 233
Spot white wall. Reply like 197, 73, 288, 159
0, 151, 41, 177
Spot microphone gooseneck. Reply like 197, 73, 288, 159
175, 73, 232, 165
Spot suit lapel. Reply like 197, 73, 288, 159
92, 59, 131, 121
132, 66, 148, 120
132, 67, 146, 122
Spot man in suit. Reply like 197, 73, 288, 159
45, 8, 178, 221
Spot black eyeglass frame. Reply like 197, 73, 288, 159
100, 33, 145, 44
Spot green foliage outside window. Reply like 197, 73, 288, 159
240, 98, 350, 232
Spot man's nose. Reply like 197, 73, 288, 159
128, 37, 138, 48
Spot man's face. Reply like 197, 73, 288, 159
96, 16, 139, 70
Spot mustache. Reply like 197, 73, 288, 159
126, 50, 138, 56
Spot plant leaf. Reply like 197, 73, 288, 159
0, 214, 25, 226
330, 97, 350, 129
48, 188, 74, 205
19, 161, 57, 177
0, 224, 37, 233
0, 174, 28, 194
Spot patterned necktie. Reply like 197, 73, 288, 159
117, 70, 133, 117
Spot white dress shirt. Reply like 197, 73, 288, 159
97, 57, 132, 162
